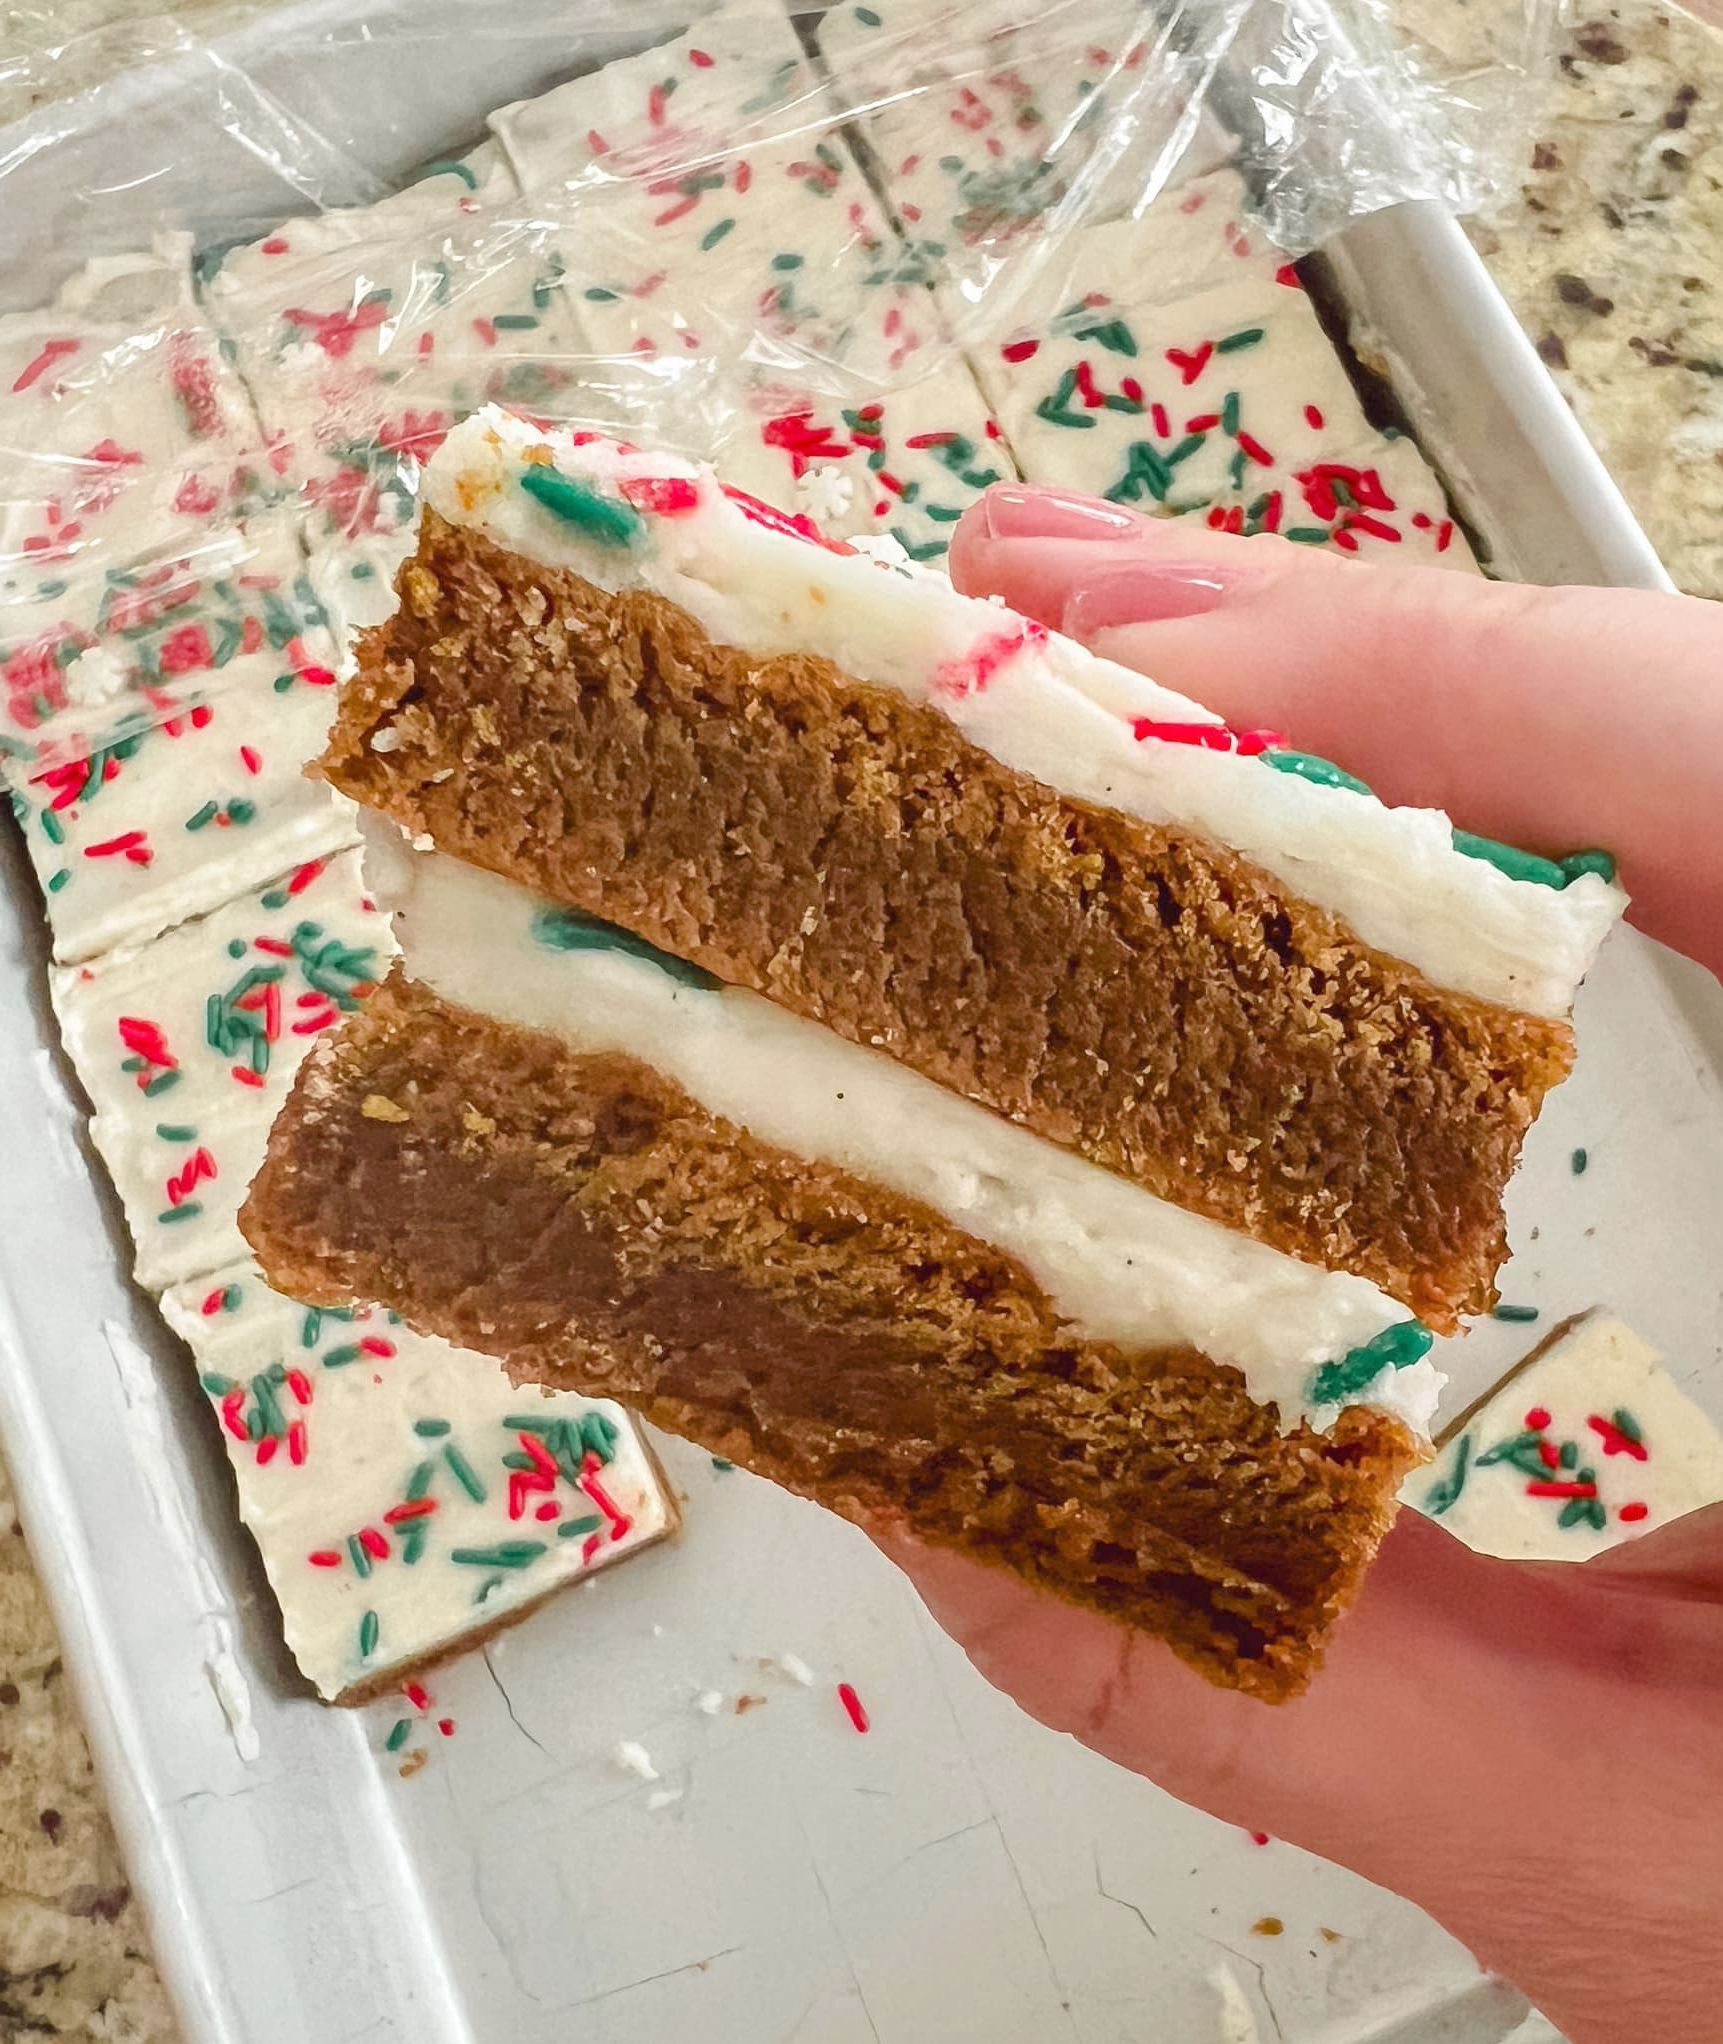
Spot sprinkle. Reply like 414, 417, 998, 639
1526, 1479, 1597, 1499
518, 466, 643, 547
1423, 1433, 1471, 1516
555, 1514, 602, 1538
836, 1682, 870, 1734
448, 1542, 546, 1569
308, 1550, 342, 1569
437, 1718, 456, 1738
1587, 1410, 1648, 1461
1619, 1502, 1650, 1523
1132, 719, 1282, 756
385, 1718, 412, 1752
1492, 1304, 1540, 1323
1571, 1147, 1589, 1175
1450, 830, 1569, 890
403, 1682, 431, 1712
613, 1739, 659, 1781
1262, 750, 1373, 797
1560, 848, 1616, 885
443, 1444, 487, 1502
1309, 1320, 1433, 1405
358, 1610, 380, 1660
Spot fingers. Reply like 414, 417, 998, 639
951, 485, 1723, 978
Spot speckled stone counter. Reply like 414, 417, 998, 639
0, 4, 1718, 2039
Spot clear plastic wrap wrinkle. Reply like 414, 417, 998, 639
0, 0, 1555, 774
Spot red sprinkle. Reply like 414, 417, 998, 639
1000, 336, 1040, 364
1525, 1407, 1552, 1430
358, 1526, 391, 1560
1166, 340, 1214, 386
1587, 1414, 1649, 1461
384, 1498, 439, 1523
287, 1421, 307, 1466
231, 1066, 266, 1087
437, 1718, 456, 1738
836, 1682, 870, 1734
1132, 719, 1282, 756
403, 1682, 431, 1711
308, 1550, 342, 1568
619, 474, 700, 517
286, 859, 326, 895
13, 337, 79, 393
1524, 1480, 1597, 1499
1619, 1502, 1650, 1522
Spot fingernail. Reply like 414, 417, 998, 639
1062, 561, 1234, 637
980, 483, 1138, 541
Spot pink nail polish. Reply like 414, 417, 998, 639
981, 483, 1138, 541
1062, 562, 1233, 636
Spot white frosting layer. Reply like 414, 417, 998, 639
369, 826, 1443, 1438
423, 409, 1623, 1017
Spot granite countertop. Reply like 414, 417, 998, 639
0, 3, 1719, 2037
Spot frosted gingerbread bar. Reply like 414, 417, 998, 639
244, 408, 1624, 1698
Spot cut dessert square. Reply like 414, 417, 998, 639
243, 409, 1625, 1698
0, 241, 279, 610
53, 845, 391, 1288
200, 146, 588, 635
1410, 1313, 1723, 1560
5, 644, 356, 963
0, 517, 335, 772
161, 1261, 677, 1702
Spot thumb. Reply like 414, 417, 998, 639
950, 485, 1723, 980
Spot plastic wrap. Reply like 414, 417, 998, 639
0, 0, 1557, 789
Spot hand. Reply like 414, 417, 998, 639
873, 485, 1723, 2044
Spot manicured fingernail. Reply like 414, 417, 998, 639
1062, 562, 1233, 637
980, 483, 1138, 541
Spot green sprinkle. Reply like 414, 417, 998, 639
358, 1609, 380, 1660
414, 1418, 451, 1438
39, 807, 65, 844
322, 1344, 362, 1368
1283, 526, 1332, 545
229, 799, 256, 825
142, 1069, 180, 1097
226, 938, 247, 959
1559, 848, 1616, 885
1571, 1147, 1589, 1175
157, 1202, 203, 1224
385, 1717, 413, 1752
855, 3, 882, 21
444, 1443, 486, 1503
1492, 1304, 1540, 1323
352, 561, 377, 581
1476, 1429, 1551, 1478
1216, 326, 1266, 354
423, 157, 480, 190
259, 887, 289, 910
518, 465, 642, 548
557, 1515, 603, 1538
1309, 1320, 1433, 1405
405, 1459, 435, 1502
771, 252, 804, 271
1423, 1433, 1470, 1516
449, 1542, 547, 1569
1611, 1406, 1644, 1446
1559, 1439, 1578, 1469
1451, 830, 1568, 890
200, 1372, 234, 1397
347, 1534, 372, 1580
47, 870, 70, 892
1220, 389, 1241, 436
154, 1123, 196, 1142
700, 217, 737, 252
1262, 749, 1374, 797
184, 801, 219, 832
529, 905, 721, 989
491, 313, 539, 331
221, 1284, 243, 1312
584, 286, 621, 303
1073, 317, 1137, 357
711, 1457, 735, 1473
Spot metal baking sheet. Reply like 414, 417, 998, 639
0, 8, 1715, 2042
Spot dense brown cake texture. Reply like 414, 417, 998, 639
320, 512, 1574, 1330
244, 971, 1423, 1703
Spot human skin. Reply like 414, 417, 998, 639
874, 483, 1723, 2044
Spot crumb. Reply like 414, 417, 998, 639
612, 1738, 659, 1780
361, 1093, 411, 1123
398, 1748, 428, 1779
1319, 1926, 1342, 1943
646, 1786, 684, 1812
734, 1693, 767, 1715
692, 1689, 724, 1716
1251, 1915, 1283, 1936
772, 1652, 815, 1686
